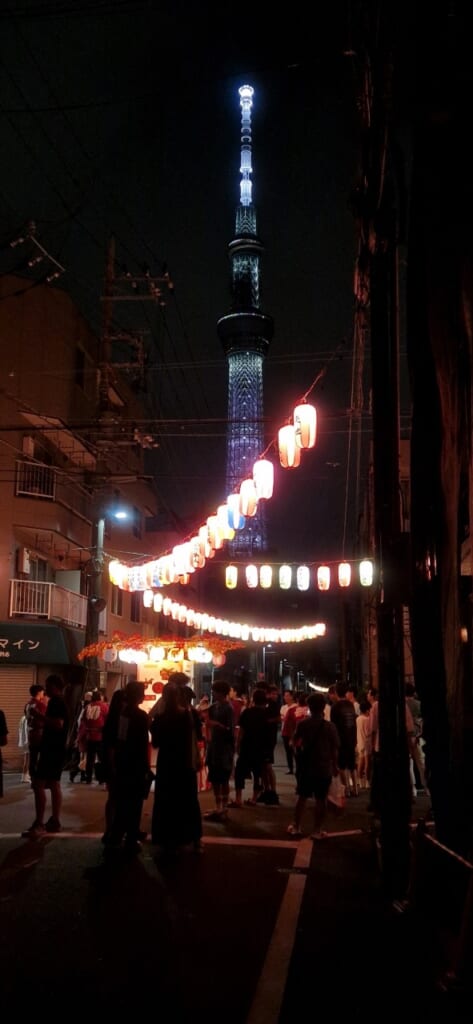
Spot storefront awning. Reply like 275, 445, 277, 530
0, 622, 85, 665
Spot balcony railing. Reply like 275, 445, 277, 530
9, 580, 88, 629
15, 460, 92, 522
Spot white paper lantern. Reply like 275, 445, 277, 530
359, 559, 374, 586
294, 402, 317, 449
259, 564, 273, 589
253, 458, 274, 499
279, 564, 292, 590
297, 565, 310, 591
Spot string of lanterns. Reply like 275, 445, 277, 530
225, 559, 374, 590
138, 590, 327, 645
108, 399, 321, 593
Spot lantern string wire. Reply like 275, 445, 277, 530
111, 339, 350, 575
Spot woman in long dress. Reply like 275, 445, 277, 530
150, 683, 203, 857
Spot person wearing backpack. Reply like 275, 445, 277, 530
83, 690, 108, 784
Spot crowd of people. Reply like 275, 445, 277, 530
0, 673, 427, 855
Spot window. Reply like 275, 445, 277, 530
110, 584, 123, 616
130, 591, 141, 623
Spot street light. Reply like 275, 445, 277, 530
84, 502, 129, 693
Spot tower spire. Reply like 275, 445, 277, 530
217, 84, 274, 556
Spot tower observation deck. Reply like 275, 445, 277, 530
217, 84, 274, 555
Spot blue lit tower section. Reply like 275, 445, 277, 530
217, 85, 274, 555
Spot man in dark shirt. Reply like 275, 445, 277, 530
288, 693, 340, 838
330, 682, 358, 796
22, 674, 68, 837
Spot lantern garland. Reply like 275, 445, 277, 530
77, 631, 246, 664
106, 345, 348, 594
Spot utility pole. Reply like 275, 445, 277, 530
352, 11, 412, 901
82, 238, 174, 695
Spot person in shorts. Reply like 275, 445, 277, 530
22, 674, 68, 837
287, 693, 339, 840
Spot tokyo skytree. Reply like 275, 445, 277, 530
217, 84, 274, 555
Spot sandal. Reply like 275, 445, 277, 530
310, 830, 328, 840
203, 810, 226, 822
244, 798, 256, 806
287, 824, 303, 837
228, 800, 243, 808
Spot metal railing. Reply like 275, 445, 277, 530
9, 580, 88, 628
15, 459, 92, 522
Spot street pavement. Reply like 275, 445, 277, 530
0, 743, 470, 1021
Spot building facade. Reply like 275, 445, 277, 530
0, 274, 176, 768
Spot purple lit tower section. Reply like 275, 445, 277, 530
217, 85, 274, 555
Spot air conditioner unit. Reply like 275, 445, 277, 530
22, 436, 35, 458
17, 547, 31, 574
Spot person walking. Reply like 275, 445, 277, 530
287, 693, 340, 840
203, 679, 235, 822
330, 682, 358, 796
21, 674, 68, 837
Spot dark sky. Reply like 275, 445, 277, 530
0, 3, 368, 664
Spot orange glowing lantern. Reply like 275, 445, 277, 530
240, 478, 258, 517
317, 565, 331, 591
213, 654, 226, 667
278, 424, 301, 468
338, 562, 351, 587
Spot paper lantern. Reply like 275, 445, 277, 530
227, 492, 245, 530
317, 565, 331, 591
253, 458, 274, 499
338, 562, 351, 587
226, 565, 238, 589
359, 559, 374, 587
149, 645, 165, 661
278, 424, 301, 468
294, 402, 317, 449
279, 564, 292, 590
153, 592, 163, 613
207, 514, 224, 550
297, 565, 310, 591
213, 654, 226, 667
246, 564, 258, 588
103, 647, 117, 663
240, 478, 258, 517
259, 564, 273, 589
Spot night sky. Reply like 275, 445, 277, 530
0, 2, 370, 671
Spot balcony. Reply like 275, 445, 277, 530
15, 459, 92, 522
9, 579, 88, 629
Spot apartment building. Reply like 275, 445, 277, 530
0, 275, 177, 768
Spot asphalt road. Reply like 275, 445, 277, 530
0, 747, 469, 1022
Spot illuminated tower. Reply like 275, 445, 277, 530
217, 84, 273, 555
